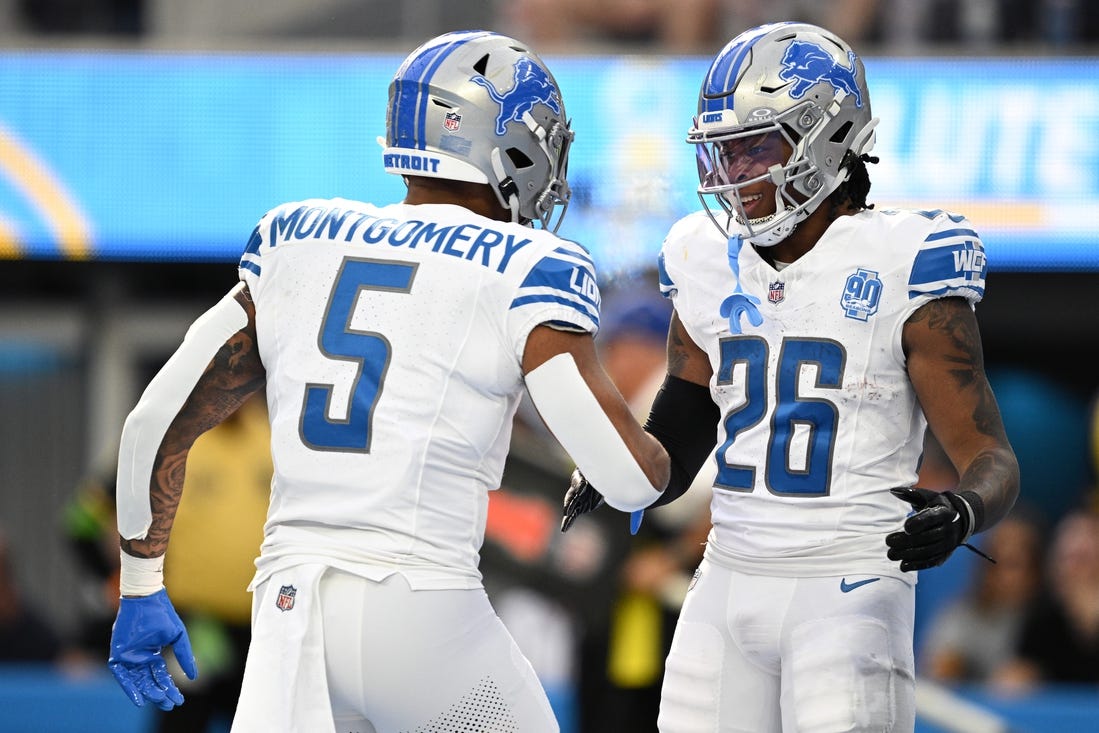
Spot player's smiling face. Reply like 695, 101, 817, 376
715, 130, 791, 220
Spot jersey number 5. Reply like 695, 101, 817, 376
300, 257, 417, 452
715, 336, 844, 495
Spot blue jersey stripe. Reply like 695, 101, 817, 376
908, 283, 985, 300
909, 238, 987, 305
509, 293, 599, 325
552, 245, 595, 267
924, 227, 980, 242
657, 251, 675, 295
910, 241, 987, 288
239, 259, 261, 277
519, 254, 599, 311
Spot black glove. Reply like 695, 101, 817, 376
561, 469, 604, 532
886, 487, 987, 571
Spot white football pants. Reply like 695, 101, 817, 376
234, 566, 559, 733
658, 559, 915, 733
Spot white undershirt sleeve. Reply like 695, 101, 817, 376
116, 284, 249, 540
524, 353, 662, 512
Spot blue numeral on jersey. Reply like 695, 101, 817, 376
300, 257, 417, 452
714, 336, 843, 495
714, 336, 768, 490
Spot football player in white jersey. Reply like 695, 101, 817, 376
562, 22, 1020, 732
105, 31, 670, 733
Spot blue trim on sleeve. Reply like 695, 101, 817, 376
907, 283, 985, 300
924, 227, 980, 242
518, 253, 599, 311
553, 244, 595, 267
657, 251, 676, 298
909, 236, 987, 302
509, 293, 599, 326
239, 259, 261, 277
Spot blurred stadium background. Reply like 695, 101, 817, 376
1, 1, 1097, 731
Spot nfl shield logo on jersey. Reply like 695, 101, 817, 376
276, 585, 297, 612
768, 281, 785, 304
443, 111, 462, 131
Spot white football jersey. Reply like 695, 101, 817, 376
660, 208, 987, 581
238, 198, 600, 591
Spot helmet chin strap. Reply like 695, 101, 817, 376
490, 147, 522, 224
742, 203, 797, 247
738, 164, 799, 247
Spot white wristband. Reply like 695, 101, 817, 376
119, 552, 165, 597
954, 493, 977, 544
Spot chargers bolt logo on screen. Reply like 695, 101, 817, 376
471, 57, 562, 136
779, 40, 863, 107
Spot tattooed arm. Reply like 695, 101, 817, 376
108, 285, 266, 709
903, 296, 1020, 532
119, 285, 266, 562
665, 311, 712, 386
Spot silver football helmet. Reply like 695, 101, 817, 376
383, 30, 573, 231
689, 22, 878, 246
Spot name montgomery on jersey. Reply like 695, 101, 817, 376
247, 202, 539, 275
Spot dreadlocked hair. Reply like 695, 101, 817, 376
829, 151, 879, 219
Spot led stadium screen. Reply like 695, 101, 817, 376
2, 52, 1096, 274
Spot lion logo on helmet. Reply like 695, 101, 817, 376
471, 57, 562, 136
778, 40, 863, 107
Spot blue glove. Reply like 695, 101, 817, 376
107, 588, 198, 711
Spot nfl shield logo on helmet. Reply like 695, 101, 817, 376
768, 281, 785, 304
276, 585, 297, 612
443, 111, 462, 131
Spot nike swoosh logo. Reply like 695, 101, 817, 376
840, 577, 881, 593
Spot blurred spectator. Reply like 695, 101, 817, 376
505, 0, 1099, 56
920, 508, 1045, 684
0, 525, 64, 663
718, 0, 881, 48
63, 391, 271, 732
992, 507, 1099, 692
504, 0, 887, 53
503, 0, 725, 53
16, 0, 144, 34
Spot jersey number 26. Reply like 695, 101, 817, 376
715, 335, 844, 496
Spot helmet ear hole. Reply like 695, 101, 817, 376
830, 121, 853, 144
506, 147, 534, 169
780, 123, 802, 145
